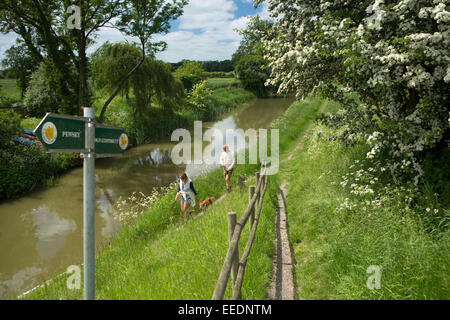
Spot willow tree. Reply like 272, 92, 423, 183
98, 0, 188, 122
91, 42, 184, 119
90, 42, 140, 100
132, 58, 184, 117
232, 17, 274, 97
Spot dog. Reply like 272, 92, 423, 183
199, 197, 215, 209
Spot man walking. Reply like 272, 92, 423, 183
220, 144, 235, 193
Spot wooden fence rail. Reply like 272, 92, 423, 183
211, 164, 269, 300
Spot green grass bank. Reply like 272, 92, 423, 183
275, 99, 449, 299
23, 161, 279, 299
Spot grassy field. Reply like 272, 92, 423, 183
0, 78, 21, 101
207, 78, 241, 90
208, 87, 256, 116
275, 99, 450, 299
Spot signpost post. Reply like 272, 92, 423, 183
83, 107, 95, 300
34, 108, 128, 300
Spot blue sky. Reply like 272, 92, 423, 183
0, 0, 269, 63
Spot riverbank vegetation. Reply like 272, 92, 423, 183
0, 70, 255, 201
19, 92, 449, 300
0, 109, 81, 200
232, 17, 274, 98
262, 0, 449, 299
275, 99, 449, 299
0, 37, 255, 201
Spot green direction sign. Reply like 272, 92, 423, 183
34, 113, 87, 153
95, 125, 129, 156
34, 113, 129, 155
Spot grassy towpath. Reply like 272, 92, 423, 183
266, 98, 332, 300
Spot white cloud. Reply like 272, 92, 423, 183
0, 32, 20, 61
0, 0, 269, 63
87, 26, 137, 56
153, 0, 268, 62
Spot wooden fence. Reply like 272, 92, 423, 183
211, 164, 269, 300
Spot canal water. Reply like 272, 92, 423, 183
0, 97, 293, 298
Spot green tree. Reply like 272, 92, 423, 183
1, 42, 39, 97
202, 60, 233, 72
0, 84, 12, 107
131, 58, 184, 118
0, 109, 21, 149
232, 16, 274, 98
234, 55, 270, 98
186, 80, 213, 118
91, 42, 184, 119
0, 0, 89, 113
0, 0, 187, 119
98, 0, 187, 122
23, 61, 68, 116
90, 42, 141, 99
174, 60, 207, 91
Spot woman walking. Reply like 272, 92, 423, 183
175, 172, 199, 219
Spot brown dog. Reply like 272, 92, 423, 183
199, 197, 215, 209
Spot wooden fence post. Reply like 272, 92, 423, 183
211, 173, 265, 300
227, 212, 238, 288
249, 186, 255, 230
255, 172, 261, 207
238, 173, 245, 191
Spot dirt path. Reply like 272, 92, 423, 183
267, 182, 295, 300
267, 120, 317, 300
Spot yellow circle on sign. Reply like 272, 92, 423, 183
119, 133, 128, 150
42, 122, 57, 145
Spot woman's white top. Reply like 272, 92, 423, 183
179, 179, 196, 206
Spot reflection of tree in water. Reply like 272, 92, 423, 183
155, 176, 162, 187
97, 188, 121, 237
133, 148, 172, 167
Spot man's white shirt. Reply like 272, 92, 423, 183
220, 150, 235, 171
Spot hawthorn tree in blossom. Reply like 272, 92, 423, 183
256, 0, 450, 184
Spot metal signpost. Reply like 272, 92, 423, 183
34, 108, 128, 300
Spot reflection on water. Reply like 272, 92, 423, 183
97, 189, 121, 238
0, 97, 292, 298
0, 267, 46, 298
133, 148, 172, 167
23, 206, 77, 261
